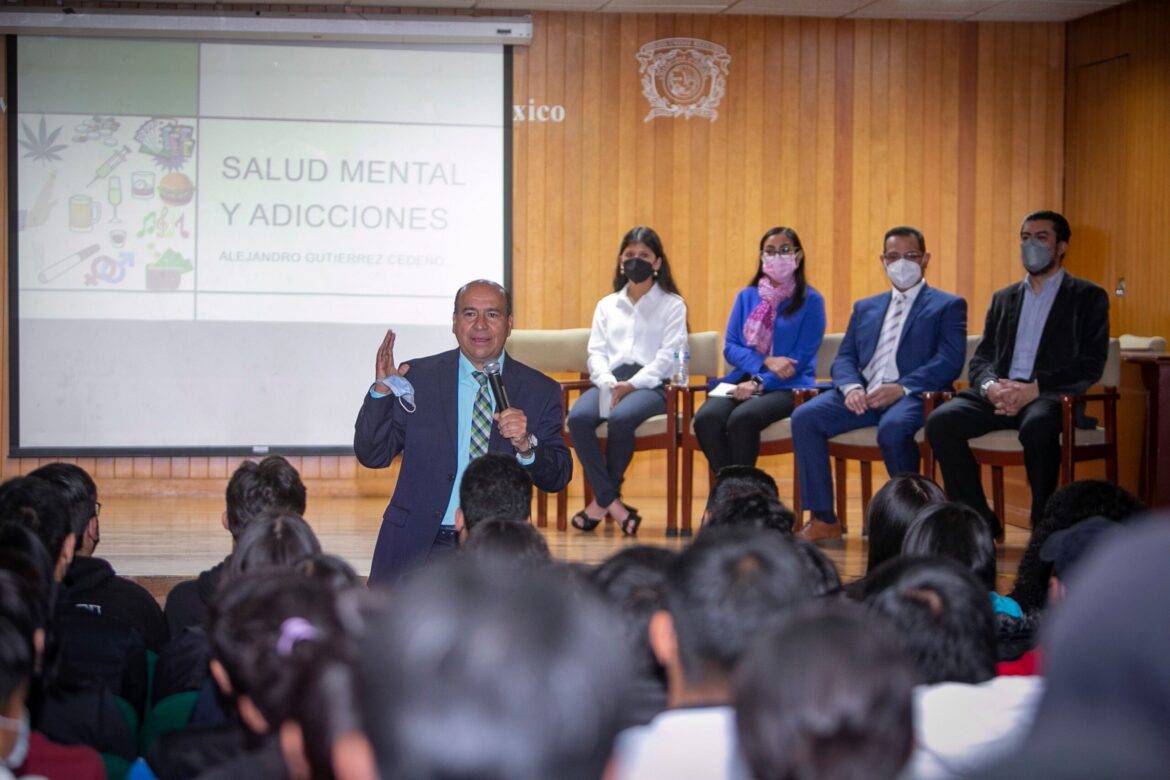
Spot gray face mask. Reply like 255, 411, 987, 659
1021, 239, 1056, 275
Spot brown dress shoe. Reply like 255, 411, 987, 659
797, 517, 843, 545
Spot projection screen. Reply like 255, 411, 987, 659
9, 35, 509, 452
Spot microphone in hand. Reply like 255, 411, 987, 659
483, 360, 510, 412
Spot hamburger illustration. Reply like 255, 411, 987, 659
158, 172, 194, 206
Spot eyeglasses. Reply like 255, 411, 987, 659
882, 251, 925, 263
762, 245, 798, 257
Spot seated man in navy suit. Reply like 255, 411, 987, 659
791, 227, 967, 544
354, 280, 572, 585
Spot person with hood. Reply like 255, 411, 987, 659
31, 463, 167, 649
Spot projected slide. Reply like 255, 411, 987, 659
14, 37, 506, 449
18, 40, 503, 327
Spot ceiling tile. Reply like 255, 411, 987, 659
476, 0, 605, 9
970, 1, 1122, 22
849, 0, 998, 19
600, 0, 733, 12
724, 0, 865, 17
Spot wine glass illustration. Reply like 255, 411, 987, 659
107, 176, 123, 224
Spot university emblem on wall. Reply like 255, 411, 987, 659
636, 38, 732, 123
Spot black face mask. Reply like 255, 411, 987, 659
622, 258, 654, 283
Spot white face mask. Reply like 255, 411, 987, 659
0, 710, 30, 769
885, 258, 923, 290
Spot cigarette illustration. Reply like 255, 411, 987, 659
39, 244, 101, 284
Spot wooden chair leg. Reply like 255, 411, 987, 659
1106, 450, 1118, 483
834, 457, 849, 535
556, 486, 568, 532
791, 457, 802, 528
860, 460, 874, 533
536, 490, 548, 528
681, 445, 694, 536
667, 444, 680, 537
991, 466, 1006, 528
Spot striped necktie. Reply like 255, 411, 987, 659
866, 293, 908, 393
469, 371, 493, 459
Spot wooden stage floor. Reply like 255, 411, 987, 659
100, 494, 1031, 599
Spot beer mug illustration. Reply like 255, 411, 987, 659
68, 194, 101, 232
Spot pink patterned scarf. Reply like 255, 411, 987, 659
742, 275, 795, 354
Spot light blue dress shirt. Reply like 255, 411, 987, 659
370, 351, 532, 528
1008, 270, 1065, 380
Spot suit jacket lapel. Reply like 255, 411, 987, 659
1035, 274, 1074, 361
1001, 284, 1025, 376
438, 349, 459, 452
893, 285, 931, 370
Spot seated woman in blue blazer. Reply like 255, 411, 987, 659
694, 226, 826, 473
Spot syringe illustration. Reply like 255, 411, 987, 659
88, 145, 131, 187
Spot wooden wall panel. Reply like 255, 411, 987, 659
1, 11, 1077, 499
1067, 0, 1170, 341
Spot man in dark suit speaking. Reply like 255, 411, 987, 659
355, 280, 572, 585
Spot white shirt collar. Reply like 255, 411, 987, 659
890, 277, 926, 303
619, 281, 663, 307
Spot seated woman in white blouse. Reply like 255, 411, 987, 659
567, 226, 688, 536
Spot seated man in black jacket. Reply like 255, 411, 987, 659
164, 455, 307, 636
32, 463, 168, 653
926, 210, 1109, 530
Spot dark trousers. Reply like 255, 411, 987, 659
566, 365, 666, 507
925, 391, 1062, 526
693, 390, 796, 473
425, 527, 460, 564
790, 389, 924, 516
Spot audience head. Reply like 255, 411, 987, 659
280, 649, 364, 780
592, 546, 677, 681
865, 473, 946, 573
1012, 480, 1143, 613
358, 560, 630, 780
793, 537, 842, 597
901, 501, 997, 591
1032, 518, 1170, 747
295, 553, 362, 594
862, 556, 997, 685
703, 492, 795, 535
0, 565, 47, 674
455, 453, 533, 539
1038, 516, 1117, 606
748, 226, 808, 317
612, 226, 683, 297
0, 476, 76, 582
705, 466, 778, 512
734, 603, 916, 780
0, 522, 55, 614
460, 517, 551, 570
655, 527, 811, 700
28, 463, 99, 556
226, 513, 321, 579
207, 571, 344, 736
224, 456, 307, 541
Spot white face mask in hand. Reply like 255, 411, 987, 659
885, 258, 922, 290
0, 710, 30, 769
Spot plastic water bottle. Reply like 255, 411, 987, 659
672, 347, 690, 388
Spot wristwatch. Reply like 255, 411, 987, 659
517, 433, 538, 456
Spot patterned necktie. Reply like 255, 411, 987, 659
866, 293, 907, 393
469, 371, 493, 459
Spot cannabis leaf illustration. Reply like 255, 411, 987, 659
19, 116, 68, 163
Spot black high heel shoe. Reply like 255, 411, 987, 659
571, 509, 603, 532
617, 502, 642, 536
